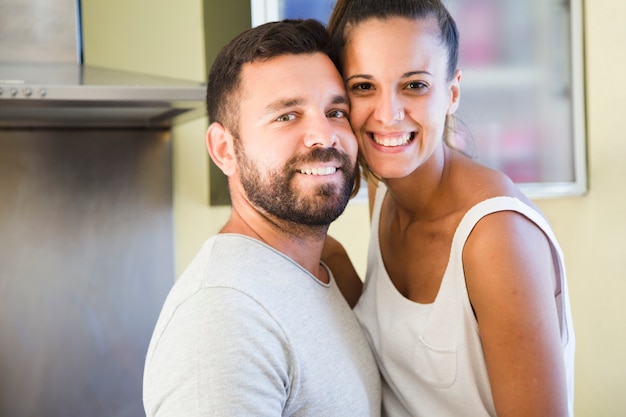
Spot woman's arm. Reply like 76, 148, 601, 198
322, 235, 363, 308
464, 210, 568, 417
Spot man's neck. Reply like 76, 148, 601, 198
221, 205, 329, 282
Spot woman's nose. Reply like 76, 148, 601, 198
375, 94, 405, 125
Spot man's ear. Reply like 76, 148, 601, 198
206, 122, 237, 176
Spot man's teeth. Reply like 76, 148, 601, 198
301, 167, 337, 176
373, 133, 412, 147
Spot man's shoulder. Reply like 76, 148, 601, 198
201, 234, 291, 264
172, 233, 312, 303
192, 233, 301, 282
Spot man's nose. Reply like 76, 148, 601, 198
302, 113, 339, 148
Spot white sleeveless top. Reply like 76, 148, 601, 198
354, 184, 575, 417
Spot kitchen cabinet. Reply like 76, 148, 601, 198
250, 0, 587, 198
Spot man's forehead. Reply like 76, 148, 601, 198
239, 54, 347, 105
241, 53, 341, 82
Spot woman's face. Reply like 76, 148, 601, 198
343, 16, 461, 180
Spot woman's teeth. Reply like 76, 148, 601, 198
300, 167, 337, 176
373, 133, 413, 147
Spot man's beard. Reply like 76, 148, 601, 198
237, 146, 355, 228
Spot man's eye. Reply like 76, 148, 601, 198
328, 109, 348, 119
276, 114, 295, 122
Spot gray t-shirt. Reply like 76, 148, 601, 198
143, 234, 381, 417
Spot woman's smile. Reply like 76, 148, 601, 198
370, 131, 415, 147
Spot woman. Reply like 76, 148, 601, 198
325, 0, 575, 416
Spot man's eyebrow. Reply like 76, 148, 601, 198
263, 94, 349, 115
264, 98, 302, 115
331, 94, 350, 106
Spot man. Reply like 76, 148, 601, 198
142, 19, 381, 417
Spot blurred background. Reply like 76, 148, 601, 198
2, 0, 624, 416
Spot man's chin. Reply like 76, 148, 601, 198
295, 194, 350, 225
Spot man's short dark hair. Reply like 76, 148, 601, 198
206, 19, 332, 137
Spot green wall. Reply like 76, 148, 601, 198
81, 1, 626, 415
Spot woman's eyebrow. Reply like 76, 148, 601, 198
345, 74, 372, 83
345, 70, 432, 83
402, 70, 432, 78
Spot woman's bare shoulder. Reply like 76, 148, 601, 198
449, 151, 531, 205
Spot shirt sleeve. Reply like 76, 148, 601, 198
144, 287, 293, 417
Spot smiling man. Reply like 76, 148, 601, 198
142, 19, 381, 417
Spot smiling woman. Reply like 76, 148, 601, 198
342, 16, 460, 181
250, 0, 587, 199
324, 1, 576, 416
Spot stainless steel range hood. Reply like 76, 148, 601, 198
0, 0, 206, 128
0, 62, 206, 128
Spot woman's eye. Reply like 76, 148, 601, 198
350, 82, 374, 92
328, 109, 348, 119
407, 81, 428, 90
276, 113, 295, 122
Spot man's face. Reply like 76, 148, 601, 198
234, 53, 358, 227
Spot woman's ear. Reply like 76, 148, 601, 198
206, 122, 237, 176
447, 69, 462, 115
